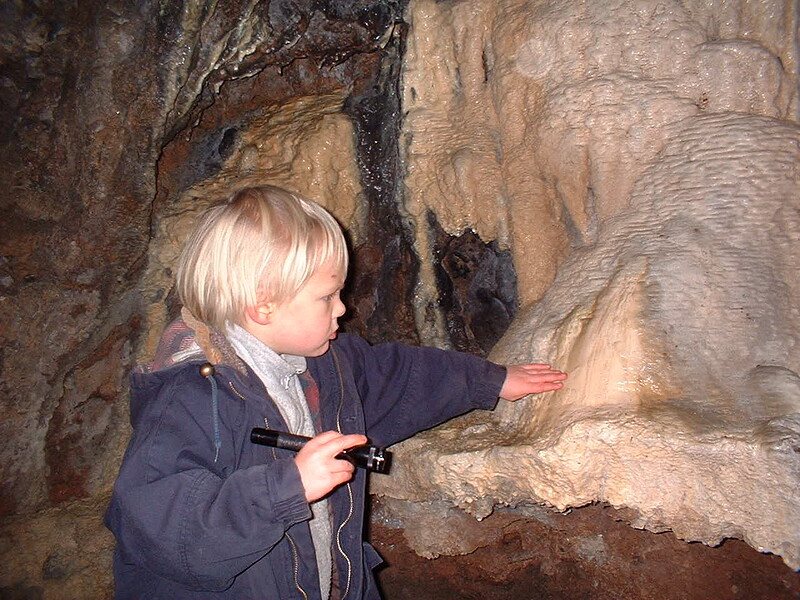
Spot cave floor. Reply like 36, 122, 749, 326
370, 500, 800, 600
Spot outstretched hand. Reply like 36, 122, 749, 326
500, 363, 568, 401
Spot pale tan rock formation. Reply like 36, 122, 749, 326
375, 0, 800, 570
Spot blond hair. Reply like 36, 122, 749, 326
176, 185, 348, 329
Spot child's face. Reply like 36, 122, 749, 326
251, 261, 347, 357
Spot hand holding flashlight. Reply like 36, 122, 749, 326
251, 428, 392, 502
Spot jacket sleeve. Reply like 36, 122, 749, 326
105, 372, 312, 591
333, 334, 507, 446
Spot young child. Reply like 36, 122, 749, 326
105, 185, 567, 599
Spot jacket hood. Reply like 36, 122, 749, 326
136, 308, 246, 375
129, 309, 249, 433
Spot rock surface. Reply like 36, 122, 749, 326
374, 0, 800, 570
372, 499, 800, 600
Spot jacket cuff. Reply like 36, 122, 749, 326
476, 361, 507, 410
262, 459, 312, 525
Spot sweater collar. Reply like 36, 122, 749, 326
225, 324, 308, 388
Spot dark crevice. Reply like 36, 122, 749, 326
428, 211, 518, 357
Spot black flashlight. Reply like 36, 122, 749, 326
250, 428, 392, 474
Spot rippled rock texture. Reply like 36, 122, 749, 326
376, 112, 800, 569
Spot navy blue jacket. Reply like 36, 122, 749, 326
105, 327, 506, 599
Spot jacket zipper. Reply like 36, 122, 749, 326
264, 416, 278, 460
232, 381, 308, 599
331, 347, 354, 600
286, 533, 309, 600
263, 413, 307, 600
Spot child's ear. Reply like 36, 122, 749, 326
245, 302, 274, 326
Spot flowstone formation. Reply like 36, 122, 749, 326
374, 0, 800, 570
376, 112, 800, 568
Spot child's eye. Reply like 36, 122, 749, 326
323, 288, 342, 302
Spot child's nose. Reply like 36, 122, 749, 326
334, 297, 346, 318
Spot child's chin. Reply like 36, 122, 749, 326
307, 342, 331, 357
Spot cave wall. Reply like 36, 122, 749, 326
0, 2, 410, 596
1, 0, 799, 598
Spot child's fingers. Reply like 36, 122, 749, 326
302, 432, 366, 460
522, 363, 553, 370
296, 432, 368, 502
501, 363, 569, 401
517, 363, 568, 376
304, 431, 367, 448
304, 430, 345, 446
322, 433, 369, 457
527, 365, 567, 377
320, 433, 369, 472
